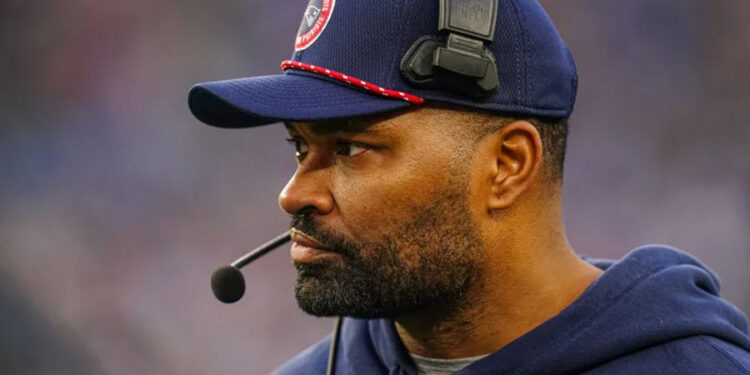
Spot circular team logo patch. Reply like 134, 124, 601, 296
295, 0, 335, 51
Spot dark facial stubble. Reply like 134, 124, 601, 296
291, 172, 484, 319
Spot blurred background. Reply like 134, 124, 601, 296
1, 0, 748, 373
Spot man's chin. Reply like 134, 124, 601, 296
294, 276, 379, 318
294, 279, 346, 317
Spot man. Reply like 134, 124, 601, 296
188, 0, 750, 374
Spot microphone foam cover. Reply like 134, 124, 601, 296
211, 265, 245, 303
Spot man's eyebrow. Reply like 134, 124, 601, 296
283, 120, 383, 136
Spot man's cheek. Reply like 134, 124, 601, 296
397, 243, 422, 269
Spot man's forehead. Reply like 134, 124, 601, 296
282, 107, 489, 137
283, 114, 402, 136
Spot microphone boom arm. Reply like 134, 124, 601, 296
211, 230, 292, 304
231, 230, 291, 269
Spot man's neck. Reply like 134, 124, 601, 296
394, 243, 602, 359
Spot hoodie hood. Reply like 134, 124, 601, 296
332, 245, 750, 375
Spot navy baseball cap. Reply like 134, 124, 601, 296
188, 0, 577, 128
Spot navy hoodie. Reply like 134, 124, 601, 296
272, 246, 750, 374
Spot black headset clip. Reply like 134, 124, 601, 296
401, 0, 499, 98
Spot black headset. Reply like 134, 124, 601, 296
401, 0, 500, 99
326, 1, 499, 373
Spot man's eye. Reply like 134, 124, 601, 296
336, 141, 370, 157
285, 138, 309, 157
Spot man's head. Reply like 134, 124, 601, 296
188, 0, 577, 318
281, 107, 568, 318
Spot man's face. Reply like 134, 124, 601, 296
280, 108, 486, 319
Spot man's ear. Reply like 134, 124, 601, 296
487, 120, 543, 211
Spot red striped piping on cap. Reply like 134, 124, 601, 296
280, 60, 425, 104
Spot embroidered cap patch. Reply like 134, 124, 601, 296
295, 0, 335, 51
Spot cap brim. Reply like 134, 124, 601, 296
188, 72, 413, 128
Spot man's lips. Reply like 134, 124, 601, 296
290, 229, 340, 264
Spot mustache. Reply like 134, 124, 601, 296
290, 214, 356, 258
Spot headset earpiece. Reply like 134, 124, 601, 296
401, 0, 500, 98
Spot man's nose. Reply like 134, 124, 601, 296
278, 170, 334, 216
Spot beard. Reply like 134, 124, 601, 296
291, 181, 484, 319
